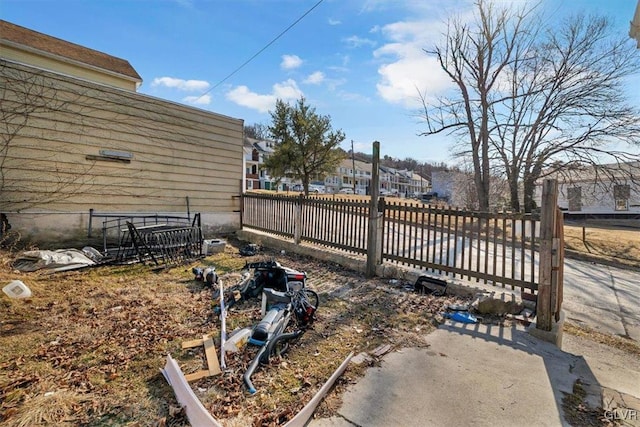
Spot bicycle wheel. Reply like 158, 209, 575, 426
302, 289, 319, 310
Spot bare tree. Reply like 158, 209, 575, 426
448, 159, 508, 210
490, 14, 640, 212
244, 123, 269, 140
420, 1, 534, 211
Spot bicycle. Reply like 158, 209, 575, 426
243, 281, 319, 394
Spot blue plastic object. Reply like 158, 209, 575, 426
443, 311, 478, 324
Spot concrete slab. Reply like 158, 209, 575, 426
608, 267, 640, 341
562, 259, 639, 340
562, 299, 627, 336
310, 322, 595, 427
310, 418, 354, 427
562, 334, 640, 403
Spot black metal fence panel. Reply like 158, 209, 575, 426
300, 197, 369, 254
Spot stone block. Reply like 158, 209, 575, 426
527, 310, 565, 348
471, 290, 524, 315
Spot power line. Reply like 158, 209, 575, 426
194, 0, 325, 102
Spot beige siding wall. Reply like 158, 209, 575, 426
1, 60, 244, 243
1, 44, 138, 91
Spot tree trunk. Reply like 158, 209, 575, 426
302, 176, 310, 196
509, 178, 521, 212
523, 177, 537, 213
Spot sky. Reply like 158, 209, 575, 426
2, 0, 639, 165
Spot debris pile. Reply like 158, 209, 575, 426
0, 240, 475, 426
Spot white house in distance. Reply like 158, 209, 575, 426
325, 159, 372, 194
535, 162, 640, 216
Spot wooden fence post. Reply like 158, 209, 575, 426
294, 194, 303, 245
537, 179, 558, 331
366, 141, 381, 278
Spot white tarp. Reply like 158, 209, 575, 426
12, 248, 98, 272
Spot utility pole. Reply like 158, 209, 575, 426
351, 140, 357, 194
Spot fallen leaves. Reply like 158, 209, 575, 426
1, 239, 474, 426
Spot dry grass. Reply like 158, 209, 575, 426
0, 238, 469, 426
563, 322, 640, 357
563, 222, 640, 271
561, 379, 617, 427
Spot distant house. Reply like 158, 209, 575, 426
0, 20, 244, 244
535, 162, 640, 216
243, 137, 261, 191
325, 159, 372, 194
411, 171, 431, 196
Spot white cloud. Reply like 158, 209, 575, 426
226, 79, 303, 113
273, 79, 303, 99
182, 94, 211, 105
304, 71, 325, 85
324, 77, 347, 91
281, 54, 303, 70
376, 56, 450, 106
327, 54, 350, 73
343, 35, 377, 49
151, 76, 210, 91
373, 19, 453, 107
328, 18, 341, 25
359, 0, 390, 13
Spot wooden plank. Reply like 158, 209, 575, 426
204, 335, 222, 376
180, 334, 221, 381
284, 352, 354, 427
537, 179, 558, 331
554, 208, 565, 322
182, 338, 205, 349
445, 209, 452, 276
184, 370, 210, 382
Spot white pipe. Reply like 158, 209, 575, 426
284, 352, 354, 427
219, 279, 227, 370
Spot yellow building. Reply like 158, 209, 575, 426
0, 20, 244, 245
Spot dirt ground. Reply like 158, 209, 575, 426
0, 238, 474, 426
